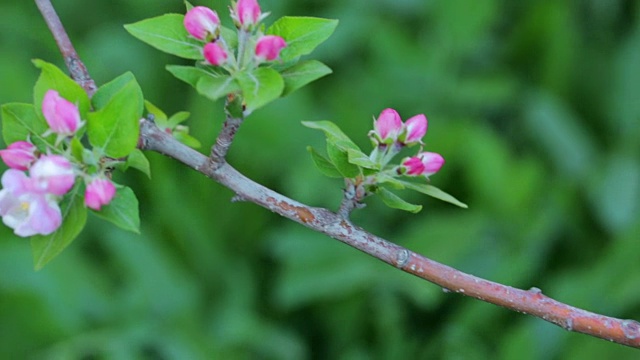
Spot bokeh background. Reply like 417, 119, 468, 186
1, 0, 640, 358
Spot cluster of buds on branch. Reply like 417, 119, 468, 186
184, 1, 287, 69
0, 90, 115, 237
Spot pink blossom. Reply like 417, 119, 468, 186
84, 178, 116, 211
374, 108, 403, 143
184, 6, 220, 41
0, 169, 62, 237
203, 42, 228, 66
42, 90, 83, 136
402, 152, 444, 178
403, 114, 427, 144
255, 35, 287, 62
29, 155, 75, 196
0, 141, 37, 171
235, 0, 261, 27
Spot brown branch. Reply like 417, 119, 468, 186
37, 0, 640, 348
34, 0, 97, 97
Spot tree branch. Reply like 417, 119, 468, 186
35, 0, 97, 97
37, 0, 640, 348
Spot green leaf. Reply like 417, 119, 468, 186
307, 146, 343, 178
91, 186, 140, 233
327, 139, 360, 178
144, 100, 168, 122
374, 187, 422, 213
87, 79, 143, 158
281, 60, 332, 96
32, 59, 91, 118
301, 120, 359, 147
124, 14, 202, 59
267, 17, 339, 62
166, 65, 212, 88
405, 183, 468, 208
167, 111, 190, 127
124, 149, 151, 178
69, 137, 84, 162
234, 68, 284, 111
196, 74, 241, 102
173, 130, 201, 149
31, 188, 87, 270
347, 148, 379, 170
93, 72, 142, 113
1, 103, 52, 148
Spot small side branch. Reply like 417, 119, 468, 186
208, 97, 245, 170
34, 0, 97, 97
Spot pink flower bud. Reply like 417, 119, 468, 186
0, 169, 62, 237
374, 108, 403, 143
255, 35, 287, 62
29, 155, 75, 196
0, 141, 37, 171
403, 114, 427, 144
203, 42, 228, 66
402, 152, 444, 178
84, 178, 116, 211
42, 90, 83, 136
235, 0, 261, 27
184, 6, 220, 40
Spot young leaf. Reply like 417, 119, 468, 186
302, 120, 354, 143
173, 130, 202, 149
326, 139, 360, 178
196, 74, 241, 102
32, 59, 91, 120
31, 188, 87, 270
93, 72, 142, 112
91, 186, 140, 233
1, 103, 52, 148
167, 111, 190, 127
234, 68, 284, 112
398, 180, 468, 208
124, 149, 151, 178
307, 146, 343, 178
374, 187, 422, 213
87, 80, 143, 158
144, 100, 168, 122
267, 17, 338, 62
347, 148, 379, 170
281, 60, 332, 96
124, 14, 203, 59
166, 65, 212, 88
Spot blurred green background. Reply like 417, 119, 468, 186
2, 0, 640, 358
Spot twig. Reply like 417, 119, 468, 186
139, 119, 640, 347
34, 0, 97, 97
37, 0, 640, 348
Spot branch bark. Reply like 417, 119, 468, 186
36, 0, 640, 349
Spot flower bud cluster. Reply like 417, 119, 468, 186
183, 1, 287, 69
0, 90, 116, 237
367, 108, 444, 179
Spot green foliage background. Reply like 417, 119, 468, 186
1, 0, 639, 358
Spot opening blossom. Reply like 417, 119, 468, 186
184, 6, 220, 40
30, 155, 75, 196
0, 169, 62, 237
84, 178, 116, 211
203, 42, 229, 66
255, 35, 287, 62
42, 90, 83, 136
401, 152, 445, 178
0, 141, 37, 171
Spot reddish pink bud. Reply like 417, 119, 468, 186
374, 108, 403, 143
85, 178, 116, 211
402, 152, 444, 178
29, 155, 75, 196
42, 90, 82, 136
184, 6, 220, 40
235, 0, 261, 27
203, 42, 229, 66
255, 35, 287, 62
403, 114, 427, 144
0, 141, 37, 171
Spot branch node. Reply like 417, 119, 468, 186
396, 249, 410, 268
